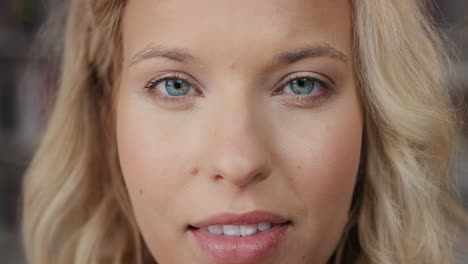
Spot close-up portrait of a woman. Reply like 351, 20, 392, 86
13, 0, 468, 263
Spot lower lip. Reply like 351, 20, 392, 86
190, 224, 289, 263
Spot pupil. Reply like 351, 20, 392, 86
175, 80, 183, 89
298, 79, 306, 87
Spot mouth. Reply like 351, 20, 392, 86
188, 211, 292, 263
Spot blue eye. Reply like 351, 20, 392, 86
273, 75, 334, 107
145, 74, 198, 100
288, 78, 318, 95
164, 79, 191, 96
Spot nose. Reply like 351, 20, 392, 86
201, 94, 272, 189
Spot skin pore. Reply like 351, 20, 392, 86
116, 0, 363, 263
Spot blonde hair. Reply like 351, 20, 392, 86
22, 0, 467, 263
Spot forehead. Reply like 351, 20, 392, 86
122, 0, 352, 65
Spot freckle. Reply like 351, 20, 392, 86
297, 165, 302, 169
191, 167, 199, 175
228, 60, 237, 70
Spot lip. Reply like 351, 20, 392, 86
190, 210, 290, 228
189, 210, 291, 263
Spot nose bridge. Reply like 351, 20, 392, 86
204, 90, 271, 188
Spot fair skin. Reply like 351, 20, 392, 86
116, 0, 363, 263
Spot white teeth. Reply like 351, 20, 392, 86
240, 224, 258, 236
223, 225, 241, 236
205, 223, 273, 236
258, 222, 271, 231
207, 225, 223, 235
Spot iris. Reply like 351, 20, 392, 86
289, 78, 317, 95
165, 79, 190, 96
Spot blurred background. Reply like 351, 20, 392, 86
0, 0, 467, 263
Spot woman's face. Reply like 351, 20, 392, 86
117, 0, 363, 263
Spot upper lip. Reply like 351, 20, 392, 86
190, 210, 290, 228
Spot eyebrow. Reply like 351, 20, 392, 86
129, 42, 349, 67
275, 43, 349, 64
129, 45, 196, 65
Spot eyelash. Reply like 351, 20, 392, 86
144, 72, 335, 106
273, 74, 334, 106
144, 73, 196, 104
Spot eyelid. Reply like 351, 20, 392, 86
272, 72, 335, 95
143, 72, 204, 106
145, 72, 202, 92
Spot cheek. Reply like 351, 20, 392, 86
299, 119, 361, 204
274, 97, 363, 254
115, 96, 202, 264
295, 125, 361, 216
277, 90, 363, 210
115, 95, 192, 235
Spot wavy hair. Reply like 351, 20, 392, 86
22, 0, 467, 263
